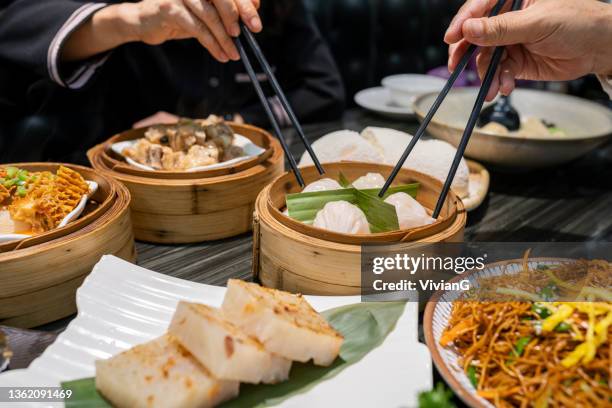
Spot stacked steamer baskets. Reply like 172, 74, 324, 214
87, 123, 284, 243
0, 163, 135, 328
253, 162, 467, 295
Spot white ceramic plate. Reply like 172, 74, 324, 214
0, 256, 432, 408
111, 134, 265, 172
0, 181, 98, 244
354, 87, 415, 119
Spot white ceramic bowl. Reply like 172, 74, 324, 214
382, 74, 447, 107
413, 88, 612, 168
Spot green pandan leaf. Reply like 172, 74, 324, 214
286, 183, 417, 232
62, 302, 406, 408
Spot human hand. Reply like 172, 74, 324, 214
445, 0, 612, 100
62, 0, 261, 63
132, 111, 179, 128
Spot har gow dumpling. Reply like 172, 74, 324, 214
351, 173, 385, 190
313, 201, 370, 234
384, 192, 434, 229
303, 178, 343, 193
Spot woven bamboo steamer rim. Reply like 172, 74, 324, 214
87, 124, 284, 215
0, 163, 117, 253
0, 172, 135, 299
253, 162, 466, 294
87, 123, 284, 243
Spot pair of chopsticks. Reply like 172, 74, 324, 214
234, 23, 324, 187
378, 0, 522, 218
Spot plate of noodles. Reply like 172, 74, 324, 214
0, 165, 98, 243
424, 255, 611, 407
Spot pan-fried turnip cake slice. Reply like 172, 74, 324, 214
95, 334, 239, 408
221, 279, 344, 366
168, 301, 291, 384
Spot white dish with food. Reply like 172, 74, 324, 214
425, 258, 612, 408
0, 256, 432, 408
413, 88, 612, 168
0, 165, 98, 244
112, 134, 265, 172
111, 116, 266, 172
381, 74, 447, 107
353, 87, 416, 119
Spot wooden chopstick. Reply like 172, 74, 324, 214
234, 36, 305, 187
239, 24, 325, 176
377, 0, 508, 199
431, 0, 523, 218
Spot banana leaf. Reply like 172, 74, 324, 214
62, 302, 406, 408
286, 183, 418, 231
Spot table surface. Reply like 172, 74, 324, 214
3, 107, 612, 388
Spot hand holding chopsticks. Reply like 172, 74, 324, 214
379, 0, 522, 219
234, 23, 325, 187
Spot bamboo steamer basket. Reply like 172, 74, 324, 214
87, 123, 284, 243
253, 162, 467, 295
0, 163, 135, 328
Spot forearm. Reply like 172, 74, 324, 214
61, 3, 139, 62
593, 3, 612, 77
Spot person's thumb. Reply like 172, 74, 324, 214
462, 11, 531, 46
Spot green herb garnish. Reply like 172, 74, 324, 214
467, 365, 478, 388
554, 322, 571, 332
540, 282, 558, 301
533, 304, 552, 319
418, 382, 456, 408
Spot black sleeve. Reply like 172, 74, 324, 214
241, 0, 345, 125
0, 0, 109, 87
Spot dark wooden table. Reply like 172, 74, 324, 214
3, 108, 612, 385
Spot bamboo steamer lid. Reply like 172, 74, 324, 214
0, 163, 135, 328
253, 162, 466, 295
88, 123, 284, 243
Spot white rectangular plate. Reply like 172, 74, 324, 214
0, 256, 432, 407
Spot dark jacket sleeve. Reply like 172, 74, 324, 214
241, 0, 345, 125
0, 0, 108, 87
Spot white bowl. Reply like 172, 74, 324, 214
382, 74, 447, 107
413, 88, 612, 168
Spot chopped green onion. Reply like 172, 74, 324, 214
6, 167, 18, 178
554, 322, 571, 332
16, 186, 27, 197
540, 282, 558, 301
467, 365, 478, 388
512, 336, 531, 357
533, 304, 552, 319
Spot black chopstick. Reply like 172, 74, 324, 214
377, 0, 507, 198
431, 0, 522, 218
239, 24, 325, 176
233, 36, 305, 187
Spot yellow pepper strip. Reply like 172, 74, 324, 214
542, 304, 574, 332
561, 308, 612, 367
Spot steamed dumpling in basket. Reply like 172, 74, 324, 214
299, 127, 469, 198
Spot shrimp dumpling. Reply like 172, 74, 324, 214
313, 201, 370, 234
303, 178, 343, 193
384, 192, 434, 229
352, 173, 385, 190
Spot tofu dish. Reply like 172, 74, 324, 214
94, 279, 344, 408
123, 115, 245, 171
